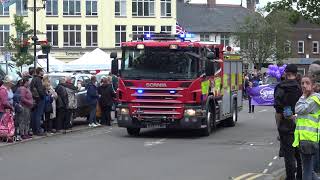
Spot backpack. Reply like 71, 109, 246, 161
66, 88, 77, 110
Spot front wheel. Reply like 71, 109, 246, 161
201, 110, 214, 136
127, 128, 140, 136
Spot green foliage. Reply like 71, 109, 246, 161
236, 11, 292, 69
5, 15, 34, 67
265, 0, 320, 24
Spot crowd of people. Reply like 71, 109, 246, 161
0, 67, 117, 141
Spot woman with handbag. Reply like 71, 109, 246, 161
294, 76, 320, 180
15, 77, 33, 140
43, 75, 58, 133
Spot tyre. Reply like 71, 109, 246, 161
225, 101, 238, 127
127, 128, 140, 136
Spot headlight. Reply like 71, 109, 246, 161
120, 108, 129, 115
184, 109, 196, 116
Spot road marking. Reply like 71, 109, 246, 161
247, 174, 264, 180
144, 139, 167, 147
233, 173, 255, 180
268, 162, 273, 167
258, 109, 267, 113
263, 169, 268, 174
273, 156, 278, 160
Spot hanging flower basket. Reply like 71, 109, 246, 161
41, 43, 51, 54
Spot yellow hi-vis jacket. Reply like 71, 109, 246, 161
293, 95, 320, 148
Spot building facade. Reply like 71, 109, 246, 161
0, 0, 176, 62
177, 0, 252, 53
283, 19, 320, 75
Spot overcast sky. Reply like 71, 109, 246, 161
190, 0, 276, 8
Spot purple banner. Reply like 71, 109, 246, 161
247, 84, 276, 106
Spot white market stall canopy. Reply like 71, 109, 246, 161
22, 51, 66, 72
64, 48, 112, 71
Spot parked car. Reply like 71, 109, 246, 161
47, 72, 92, 124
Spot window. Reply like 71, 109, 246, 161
284, 40, 291, 53
86, 0, 98, 16
46, 0, 58, 16
313, 41, 319, 54
115, 0, 126, 16
220, 34, 230, 47
115, 25, 126, 47
200, 34, 210, 42
160, 26, 171, 33
0, 25, 9, 47
46, 25, 58, 47
16, 0, 28, 16
132, 25, 155, 40
63, 0, 81, 16
63, 25, 81, 47
0, 4, 9, 16
298, 41, 304, 54
132, 0, 155, 17
161, 0, 171, 17
86, 25, 98, 47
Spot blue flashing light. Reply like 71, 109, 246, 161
169, 90, 176, 94
179, 34, 186, 38
137, 89, 144, 94
145, 34, 151, 39
186, 33, 194, 38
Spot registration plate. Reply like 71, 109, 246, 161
146, 124, 166, 128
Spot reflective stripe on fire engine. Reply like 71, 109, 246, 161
231, 73, 236, 90
214, 77, 221, 96
201, 80, 210, 95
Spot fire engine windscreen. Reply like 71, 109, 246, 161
121, 48, 199, 80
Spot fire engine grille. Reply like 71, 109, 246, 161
130, 88, 184, 119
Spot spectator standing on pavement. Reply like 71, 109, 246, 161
308, 60, 320, 173
247, 81, 255, 113
15, 78, 33, 139
274, 64, 302, 180
110, 72, 119, 120
0, 76, 14, 118
30, 67, 46, 136
87, 76, 100, 127
294, 76, 320, 180
98, 76, 116, 126
43, 75, 58, 133
55, 76, 78, 132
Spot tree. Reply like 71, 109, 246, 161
5, 15, 33, 68
236, 11, 292, 70
265, 0, 320, 24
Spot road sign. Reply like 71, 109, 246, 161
37, 54, 48, 59
4, 52, 10, 61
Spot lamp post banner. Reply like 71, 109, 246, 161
247, 84, 276, 106
0, 0, 16, 8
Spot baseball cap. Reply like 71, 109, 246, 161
285, 64, 298, 74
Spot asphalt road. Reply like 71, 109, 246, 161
0, 103, 284, 180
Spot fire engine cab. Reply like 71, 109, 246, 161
110, 33, 243, 136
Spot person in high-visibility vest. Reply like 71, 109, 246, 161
294, 76, 320, 180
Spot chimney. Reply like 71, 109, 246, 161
247, 0, 256, 11
207, 0, 216, 8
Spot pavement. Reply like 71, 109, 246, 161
0, 103, 285, 180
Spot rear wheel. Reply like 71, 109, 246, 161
127, 128, 140, 136
225, 101, 238, 127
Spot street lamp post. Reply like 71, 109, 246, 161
28, 0, 46, 68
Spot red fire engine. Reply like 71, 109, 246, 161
110, 33, 243, 136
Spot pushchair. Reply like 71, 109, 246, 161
0, 111, 16, 142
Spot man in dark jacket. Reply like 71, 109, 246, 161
30, 67, 46, 136
55, 77, 78, 132
274, 64, 302, 180
87, 76, 99, 127
98, 76, 116, 126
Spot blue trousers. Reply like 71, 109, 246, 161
31, 99, 45, 134
301, 153, 320, 180
88, 105, 97, 124
314, 147, 320, 173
